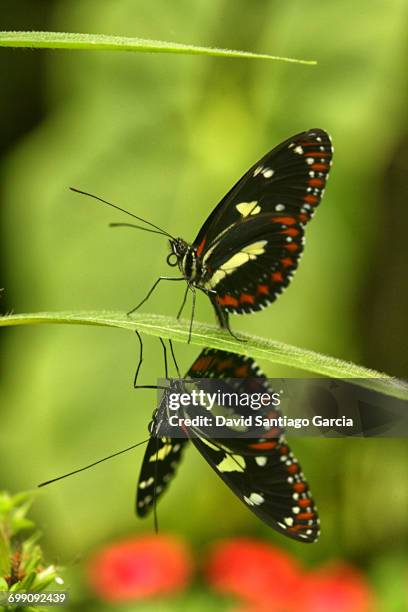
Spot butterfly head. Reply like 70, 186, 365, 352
167, 238, 189, 267
167, 238, 200, 283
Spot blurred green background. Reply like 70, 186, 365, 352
1, 0, 408, 609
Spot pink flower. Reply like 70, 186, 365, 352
297, 563, 375, 612
87, 534, 192, 602
205, 538, 301, 609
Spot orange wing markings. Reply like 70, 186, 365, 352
298, 140, 324, 147
287, 463, 300, 474
308, 178, 324, 187
196, 237, 207, 257
280, 257, 294, 268
216, 359, 235, 371
296, 511, 315, 521
248, 440, 277, 450
257, 284, 269, 295
304, 151, 331, 157
234, 364, 250, 377
272, 216, 297, 225
239, 293, 255, 305
285, 242, 300, 252
303, 195, 319, 205
311, 163, 329, 172
281, 227, 300, 237
190, 355, 215, 372
288, 524, 313, 534
271, 272, 284, 283
217, 295, 239, 307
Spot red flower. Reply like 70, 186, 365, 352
87, 534, 192, 602
297, 563, 375, 612
206, 538, 302, 609
206, 539, 376, 612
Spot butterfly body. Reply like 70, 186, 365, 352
169, 239, 202, 285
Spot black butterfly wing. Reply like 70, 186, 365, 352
137, 348, 319, 541
136, 434, 188, 517
193, 128, 332, 257
183, 348, 320, 542
199, 212, 304, 313
136, 348, 265, 517
188, 435, 319, 543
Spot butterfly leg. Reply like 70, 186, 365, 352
159, 337, 181, 380
223, 318, 245, 342
210, 296, 229, 329
159, 337, 169, 378
127, 276, 185, 315
188, 285, 197, 344
169, 340, 181, 378
133, 330, 144, 387
211, 297, 246, 343
176, 284, 190, 319
133, 332, 168, 391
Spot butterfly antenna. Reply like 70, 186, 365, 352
70, 187, 175, 240
109, 222, 172, 237
38, 439, 149, 487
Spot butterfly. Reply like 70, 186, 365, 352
136, 347, 320, 543
166, 129, 332, 334
71, 129, 332, 339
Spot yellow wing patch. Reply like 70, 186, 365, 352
236, 201, 261, 217
206, 240, 267, 289
220, 240, 267, 271
218, 454, 246, 473
149, 442, 173, 462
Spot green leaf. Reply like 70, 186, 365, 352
0, 31, 315, 64
21, 570, 37, 591
0, 526, 10, 578
10, 492, 36, 509
0, 576, 9, 590
0, 492, 13, 514
1, 310, 407, 400
11, 518, 35, 536
10, 493, 36, 535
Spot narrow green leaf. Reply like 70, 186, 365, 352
21, 569, 37, 591
0, 526, 10, 578
1, 310, 407, 401
0, 31, 316, 64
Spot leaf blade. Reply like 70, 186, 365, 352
0, 31, 316, 64
1, 310, 407, 401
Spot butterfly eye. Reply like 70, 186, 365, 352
166, 253, 178, 267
